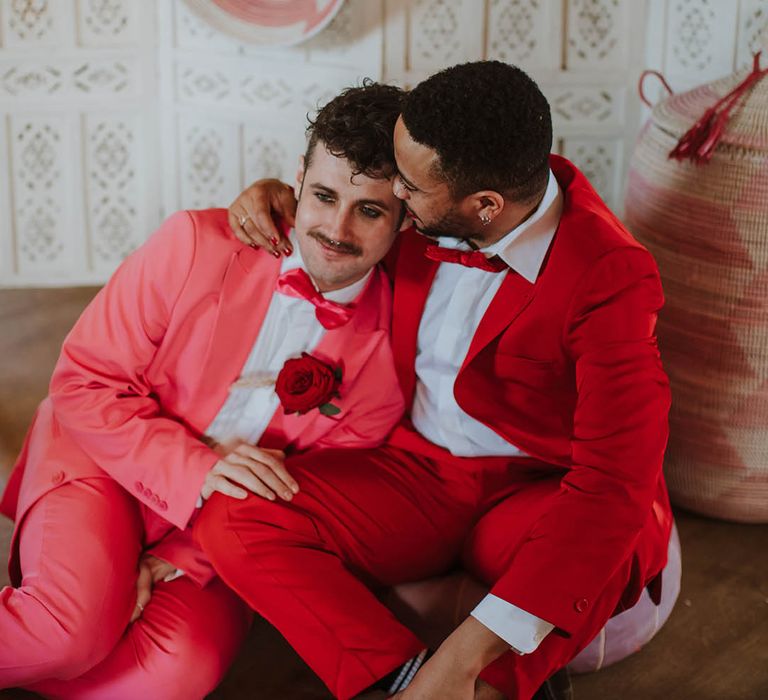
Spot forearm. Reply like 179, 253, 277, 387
50, 211, 218, 527
433, 615, 511, 678
51, 380, 217, 528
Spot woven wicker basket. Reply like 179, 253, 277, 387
625, 64, 768, 523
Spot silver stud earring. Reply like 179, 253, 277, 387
480, 213, 491, 226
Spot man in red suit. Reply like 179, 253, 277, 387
0, 83, 410, 698
197, 61, 672, 700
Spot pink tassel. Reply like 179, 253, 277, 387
669, 52, 768, 164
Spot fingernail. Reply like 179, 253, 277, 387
283, 247, 292, 256
272, 250, 280, 258
291, 485, 299, 493
268, 493, 276, 500
283, 491, 292, 500
270, 237, 279, 246
249, 242, 258, 249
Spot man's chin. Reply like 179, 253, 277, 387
410, 221, 438, 238
306, 265, 354, 292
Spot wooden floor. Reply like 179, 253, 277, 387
1, 287, 767, 700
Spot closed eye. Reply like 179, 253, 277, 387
397, 174, 417, 193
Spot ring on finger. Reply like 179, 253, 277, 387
238, 214, 250, 227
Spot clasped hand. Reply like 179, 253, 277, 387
201, 443, 298, 503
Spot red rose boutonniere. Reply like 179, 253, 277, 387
275, 352, 342, 416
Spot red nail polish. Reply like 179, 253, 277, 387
283, 247, 292, 256
270, 237, 279, 246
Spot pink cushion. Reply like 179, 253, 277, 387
386, 522, 682, 673
568, 522, 681, 673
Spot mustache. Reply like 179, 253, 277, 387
308, 230, 362, 256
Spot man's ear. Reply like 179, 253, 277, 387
295, 155, 306, 194
470, 190, 505, 225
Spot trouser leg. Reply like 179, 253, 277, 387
196, 447, 478, 700
29, 575, 252, 700
0, 478, 142, 688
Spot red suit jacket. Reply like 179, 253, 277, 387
389, 155, 672, 636
1, 209, 404, 585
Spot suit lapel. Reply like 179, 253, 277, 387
391, 231, 439, 407
460, 269, 536, 373
193, 247, 280, 426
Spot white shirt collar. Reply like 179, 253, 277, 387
281, 230, 372, 304
434, 169, 562, 284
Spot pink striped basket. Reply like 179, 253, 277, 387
625, 57, 768, 522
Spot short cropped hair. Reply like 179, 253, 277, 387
401, 61, 552, 203
305, 80, 405, 180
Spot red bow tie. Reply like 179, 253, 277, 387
424, 245, 507, 272
276, 268, 355, 330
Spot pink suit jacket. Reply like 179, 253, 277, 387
1, 209, 404, 585
388, 155, 673, 636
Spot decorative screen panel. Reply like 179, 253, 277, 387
566, 0, 629, 70
158, 0, 385, 220
9, 115, 75, 276
0, 0, 156, 286
77, 0, 138, 47
384, 0, 646, 211
646, 0, 756, 94
84, 114, 143, 273
486, 0, 560, 72
0, 0, 753, 286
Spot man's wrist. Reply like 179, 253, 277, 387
435, 615, 511, 677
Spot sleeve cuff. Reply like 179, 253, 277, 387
471, 593, 554, 654
164, 569, 186, 582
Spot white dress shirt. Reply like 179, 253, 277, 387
411, 170, 563, 653
205, 233, 370, 451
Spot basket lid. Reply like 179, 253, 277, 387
653, 63, 768, 153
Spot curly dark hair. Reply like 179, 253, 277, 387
401, 61, 552, 203
305, 79, 405, 180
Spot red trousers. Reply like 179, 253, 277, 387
0, 478, 251, 699
195, 429, 636, 700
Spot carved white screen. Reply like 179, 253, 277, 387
0, 0, 763, 286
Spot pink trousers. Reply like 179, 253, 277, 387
0, 478, 251, 699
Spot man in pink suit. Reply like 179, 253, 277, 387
198, 61, 673, 700
0, 83, 409, 698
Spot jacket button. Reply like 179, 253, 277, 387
151, 493, 160, 505
135, 481, 144, 493
159, 500, 168, 511
143, 487, 153, 498
574, 598, 589, 613
51, 470, 65, 485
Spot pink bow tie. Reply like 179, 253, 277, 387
424, 245, 507, 272
276, 268, 355, 330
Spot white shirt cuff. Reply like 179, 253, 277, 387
470, 593, 554, 654
164, 568, 186, 583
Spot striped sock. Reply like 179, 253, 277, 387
370, 649, 433, 695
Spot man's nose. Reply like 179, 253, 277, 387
330, 207, 355, 241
